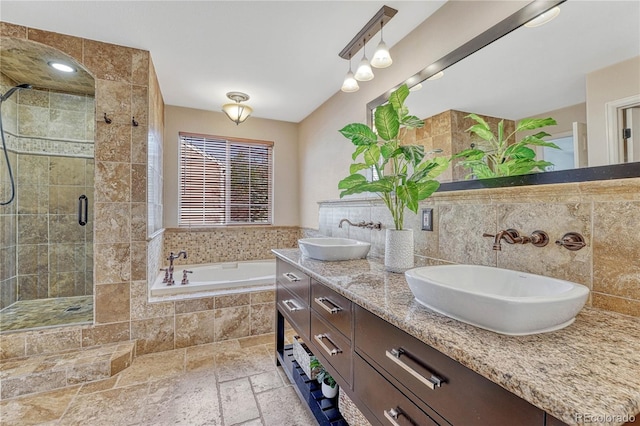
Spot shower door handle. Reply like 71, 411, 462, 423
78, 195, 88, 226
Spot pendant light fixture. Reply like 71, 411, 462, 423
338, 6, 397, 91
341, 54, 359, 93
354, 38, 374, 82
222, 92, 253, 125
371, 22, 392, 69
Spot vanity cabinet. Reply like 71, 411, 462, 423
355, 306, 545, 425
275, 258, 557, 426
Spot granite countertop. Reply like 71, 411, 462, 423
272, 249, 640, 426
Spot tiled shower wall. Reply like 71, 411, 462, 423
0, 74, 95, 306
320, 177, 640, 318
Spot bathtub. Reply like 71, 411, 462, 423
151, 259, 276, 297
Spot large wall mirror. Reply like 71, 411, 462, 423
369, 0, 640, 191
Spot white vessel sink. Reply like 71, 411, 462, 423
405, 265, 589, 336
298, 238, 370, 261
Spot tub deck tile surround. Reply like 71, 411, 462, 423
272, 249, 640, 426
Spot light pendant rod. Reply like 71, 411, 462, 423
338, 5, 397, 60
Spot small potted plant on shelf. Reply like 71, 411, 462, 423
310, 358, 338, 399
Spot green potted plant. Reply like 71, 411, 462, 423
310, 359, 338, 399
452, 114, 559, 179
338, 84, 449, 272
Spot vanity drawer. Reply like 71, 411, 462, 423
276, 259, 310, 304
355, 306, 544, 425
276, 284, 310, 340
355, 354, 442, 426
310, 311, 352, 386
311, 279, 352, 341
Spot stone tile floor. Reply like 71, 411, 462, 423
0, 332, 317, 425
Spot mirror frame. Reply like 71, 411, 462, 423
367, 0, 640, 192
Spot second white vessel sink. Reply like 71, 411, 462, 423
405, 264, 589, 336
298, 237, 370, 261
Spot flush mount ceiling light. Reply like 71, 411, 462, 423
222, 92, 253, 125
341, 55, 359, 93
339, 5, 397, 90
48, 61, 76, 73
524, 6, 560, 27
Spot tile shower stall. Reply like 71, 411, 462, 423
0, 73, 94, 330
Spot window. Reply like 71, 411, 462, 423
178, 132, 273, 226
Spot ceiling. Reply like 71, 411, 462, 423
0, 1, 446, 123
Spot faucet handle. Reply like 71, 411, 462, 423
160, 268, 169, 283
555, 232, 586, 251
181, 270, 193, 285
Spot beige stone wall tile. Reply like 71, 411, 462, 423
215, 293, 250, 309
131, 85, 148, 126
132, 49, 150, 86
0, 370, 68, 399
48, 185, 78, 215
131, 164, 147, 203
17, 215, 48, 245
49, 109, 86, 140
66, 360, 111, 384
130, 280, 174, 320
78, 376, 118, 395
593, 201, 640, 300
25, 328, 82, 355
84, 40, 132, 83
94, 282, 130, 324
131, 125, 148, 164
130, 202, 147, 242
0, 333, 26, 359
28, 28, 83, 62
16, 154, 48, 185
592, 292, 640, 318
175, 297, 214, 314
17, 104, 48, 137
95, 162, 130, 203
251, 290, 275, 304
214, 306, 251, 341
94, 79, 131, 125
81, 322, 130, 347
95, 123, 131, 162
131, 316, 175, 355
94, 243, 130, 284
1, 22, 27, 38
50, 157, 86, 186
94, 202, 130, 243
49, 214, 84, 244
18, 88, 48, 107
250, 303, 275, 335
175, 311, 216, 348
406, 205, 439, 259
438, 203, 497, 266
496, 203, 592, 287
130, 242, 147, 282
276, 227, 302, 249
49, 92, 86, 112
110, 349, 133, 375
578, 177, 640, 201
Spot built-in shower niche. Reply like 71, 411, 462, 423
0, 41, 95, 331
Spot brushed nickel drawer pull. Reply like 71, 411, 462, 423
314, 297, 342, 314
283, 299, 302, 312
383, 408, 404, 426
386, 348, 443, 390
314, 333, 342, 356
283, 272, 301, 282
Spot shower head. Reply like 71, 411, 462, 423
0, 83, 32, 102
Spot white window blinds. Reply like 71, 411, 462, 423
178, 133, 273, 226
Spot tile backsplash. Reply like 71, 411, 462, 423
319, 178, 640, 318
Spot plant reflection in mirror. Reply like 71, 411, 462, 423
453, 114, 559, 179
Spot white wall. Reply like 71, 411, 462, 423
586, 56, 640, 167
297, 1, 528, 229
163, 105, 300, 227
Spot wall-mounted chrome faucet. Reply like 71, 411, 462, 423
482, 229, 549, 251
338, 218, 382, 230
161, 251, 188, 286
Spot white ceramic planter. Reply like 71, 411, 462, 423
322, 380, 339, 399
384, 229, 414, 273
